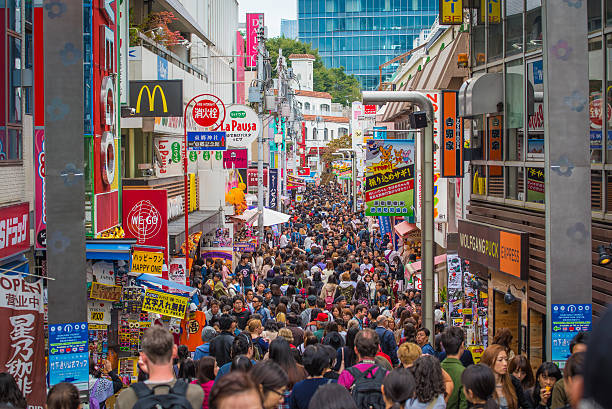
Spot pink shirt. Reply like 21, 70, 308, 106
338, 363, 384, 389
191, 380, 214, 409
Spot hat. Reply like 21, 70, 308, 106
201, 326, 217, 342
314, 312, 329, 322
307, 295, 317, 305
334, 295, 346, 303
263, 288, 271, 294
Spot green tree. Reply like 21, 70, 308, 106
265, 37, 361, 106
319, 133, 353, 184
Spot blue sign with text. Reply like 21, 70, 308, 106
48, 322, 89, 389
187, 132, 227, 151
551, 304, 592, 362
269, 168, 278, 210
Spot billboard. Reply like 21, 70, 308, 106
441, 90, 464, 178
128, 80, 183, 117
0, 203, 30, 261
364, 140, 415, 217
236, 32, 245, 104
246, 13, 264, 68
122, 189, 168, 261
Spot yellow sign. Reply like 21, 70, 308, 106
141, 289, 189, 319
468, 345, 485, 363
460, 308, 473, 315
481, 0, 501, 23
90, 282, 122, 301
136, 85, 168, 114
132, 251, 164, 275
296, 194, 303, 202
89, 324, 107, 330
440, 0, 463, 25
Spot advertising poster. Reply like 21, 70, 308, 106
0, 203, 30, 260
0, 276, 46, 405
551, 304, 592, 363
168, 258, 187, 293
131, 251, 164, 275
201, 247, 233, 273
141, 289, 189, 319
526, 167, 545, 203
123, 189, 169, 261
447, 254, 463, 289
49, 322, 89, 391
223, 149, 248, 169
34, 129, 46, 249
365, 139, 414, 217
246, 13, 263, 68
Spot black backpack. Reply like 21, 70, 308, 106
347, 365, 387, 409
131, 380, 193, 409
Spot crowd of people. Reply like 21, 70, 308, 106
0, 185, 609, 409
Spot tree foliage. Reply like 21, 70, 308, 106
265, 37, 361, 106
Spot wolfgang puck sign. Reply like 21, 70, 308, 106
458, 220, 528, 280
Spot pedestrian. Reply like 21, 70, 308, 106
209, 314, 236, 367
216, 333, 254, 380
381, 368, 416, 409
405, 355, 446, 409
289, 345, 337, 409
508, 356, 535, 392
269, 337, 308, 405
492, 328, 516, 361
397, 342, 422, 368
0, 373, 27, 409
461, 364, 499, 409
480, 344, 530, 409
374, 315, 399, 367
194, 326, 218, 360
115, 326, 204, 409
527, 362, 561, 409
192, 356, 217, 409
250, 360, 289, 409
208, 371, 263, 409
308, 384, 358, 409
440, 327, 468, 409
560, 352, 585, 409
47, 383, 80, 409
416, 327, 436, 356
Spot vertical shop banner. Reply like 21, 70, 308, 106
378, 216, 392, 238
34, 130, 46, 249
488, 116, 502, 176
247, 168, 268, 188
0, 276, 46, 406
122, 190, 169, 261
551, 304, 592, 362
168, 258, 187, 293
441, 91, 463, 178
236, 32, 245, 104
365, 140, 415, 217
434, 174, 448, 223
0, 203, 30, 260
223, 149, 248, 169
246, 13, 263, 68
269, 169, 279, 210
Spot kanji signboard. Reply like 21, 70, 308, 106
131, 250, 164, 275
187, 132, 227, 151
141, 289, 189, 319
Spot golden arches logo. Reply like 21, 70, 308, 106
135, 85, 168, 113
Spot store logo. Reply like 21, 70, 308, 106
136, 85, 167, 114
126, 200, 162, 243
230, 110, 246, 118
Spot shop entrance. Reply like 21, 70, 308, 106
528, 309, 545, 372
493, 291, 521, 356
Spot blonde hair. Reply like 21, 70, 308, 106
397, 342, 422, 367
278, 327, 294, 343
247, 319, 262, 333
276, 312, 286, 324
341, 272, 351, 281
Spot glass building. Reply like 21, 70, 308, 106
297, 0, 438, 90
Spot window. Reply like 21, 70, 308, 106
606, 36, 612, 162
527, 60, 544, 161
588, 0, 602, 32
590, 37, 603, 163
526, 166, 545, 204
324, 128, 328, 141
506, 166, 525, 200
9, 36, 22, 124
321, 104, 330, 112
505, 0, 523, 56
304, 102, 311, 110
505, 59, 524, 160
313, 128, 318, 140
331, 130, 334, 139
471, 11, 485, 66
525, 0, 542, 52
487, 0, 503, 62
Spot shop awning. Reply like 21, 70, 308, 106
86, 240, 136, 260
0, 255, 30, 276
168, 210, 222, 255
237, 207, 291, 227
394, 221, 418, 238
405, 254, 447, 273
135, 273, 196, 295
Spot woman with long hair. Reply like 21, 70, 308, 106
508, 355, 535, 391
308, 384, 357, 409
406, 355, 446, 409
334, 327, 359, 372
192, 356, 217, 409
0, 373, 27, 408
354, 281, 370, 306
88, 359, 123, 409
480, 344, 530, 409
527, 362, 562, 409
268, 337, 307, 405
492, 328, 516, 360
461, 364, 500, 409
178, 358, 196, 383
382, 368, 416, 409
250, 360, 289, 409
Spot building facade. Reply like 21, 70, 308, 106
281, 19, 298, 39
297, 0, 438, 90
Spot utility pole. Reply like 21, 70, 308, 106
256, 21, 265, 240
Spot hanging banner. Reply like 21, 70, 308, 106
141, 289, 189, 319
34, 130, 46, 249
223, 149, 248, 169
246, 13, 264, 68
0, 276, 46, 406
168, 258, 187, 294
131, 251, 164, 275
200, 248, 233, 273
247, 168, 269, 188
488, 115, 502, 176
269, 168, 279, 210
233, 242, 257, 252
123, 189, 169, 261
441, 91, 464, 178
89, 282, 122, 301
364, 139, 414, 217
439, 0, 463, 24
287, 175, 306, 189
222, 105, 260, 147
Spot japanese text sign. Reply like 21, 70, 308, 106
441, 91, 464, 178
48, 322, 89, 390
222, 105, 260, 147
439, 0, 463, 25
0, 203, 30, 261
142, 289, 189, 319
187, 132, 226, 151
89, 282, 122, 301
131, 250, 163, 275
0, 275, 45, 406
269, 168, 278, 210
551, 304, 592, 363
223, 149, 248, 169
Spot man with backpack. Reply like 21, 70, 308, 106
115, 326, 204, 409
338, 329, 388, 409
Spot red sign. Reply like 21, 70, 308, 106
589, 96, 611, 130
441, 90, 464, 178
193, 99, 221, 128
246, 13, 264, 68
0, 275, 46, 409
298, 168, 311, 176
223, 149, 248, 169
247, 168, 268, 187
122, 190, 168, 261
364, 105, 377, 115
0, 203, 30, 261
236, 32, 245, 104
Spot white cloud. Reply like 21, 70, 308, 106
238, 0, 297, 38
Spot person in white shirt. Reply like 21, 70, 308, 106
279, 230, 289, 248
304, 235, 313, 252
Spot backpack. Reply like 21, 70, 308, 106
340, 285, 355, 303
347, 365, 387, 409
324, 287, 335, 310
131, 380, 193, 409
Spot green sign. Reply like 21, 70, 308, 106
203, 152, 210, 161
215, 151, 223, 160
171, 142, 181, 163
230, 110, 246, 118
189, 151, 198, 162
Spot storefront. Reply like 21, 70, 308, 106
457, 219, 537, 365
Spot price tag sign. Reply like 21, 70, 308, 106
89, 282, 122, 301
88, 301, 111, 325
131, 250, 164, 275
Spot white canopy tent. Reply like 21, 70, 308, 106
236, 207, 291, 227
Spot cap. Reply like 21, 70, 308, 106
201, 326, 217, 342
263, 288, 271, 294
334, 295, 346, 303
314, 312, 329, 322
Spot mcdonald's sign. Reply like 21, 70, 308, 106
129, 80, 183, 117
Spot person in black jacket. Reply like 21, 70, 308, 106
209, 314, 235, 367
374, 315, 399, 367
526, 362, 562, 409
